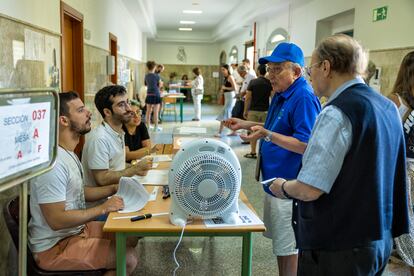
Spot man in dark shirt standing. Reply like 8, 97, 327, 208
243, 64, 272, 158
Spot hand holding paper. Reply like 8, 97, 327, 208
115, 177, 150, 213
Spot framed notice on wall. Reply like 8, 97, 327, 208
0, 89, 59, 191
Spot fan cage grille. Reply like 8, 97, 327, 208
172, 152, 240, 218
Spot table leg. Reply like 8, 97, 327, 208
179, 98, 184, 123
116, 232, 127, 276
241, 232, 253, 276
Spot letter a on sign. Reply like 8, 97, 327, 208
33, 128, 39, 138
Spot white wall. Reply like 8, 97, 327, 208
147, 41, 219, 65
218, 28, 253, 65
64, 0, 144, 61
219, 0, 414, 60
0, 0, 60, 33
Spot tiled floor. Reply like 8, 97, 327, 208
134, 102, 411, 275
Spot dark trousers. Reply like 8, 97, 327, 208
298, 236, 392, 276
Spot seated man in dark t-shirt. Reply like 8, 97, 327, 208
122, 100, 153, 162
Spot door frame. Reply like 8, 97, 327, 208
109, 32, 118, 84
60, 1, 84, 100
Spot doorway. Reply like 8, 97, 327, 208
109, 33, 118, 84
244, 40, 254, 68
61, 1, 84, 157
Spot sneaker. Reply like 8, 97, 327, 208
192, 118, 200, 121
214, 133, 222, 138
155, 127, 163, 132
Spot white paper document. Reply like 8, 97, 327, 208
152, 155, 172, 162
178, 127, 207, 134
133, 170, 169, 185
149, 186, 159, 201
152, 163, 159, 169
204, 201, 264, 228
116, 177, 149, 213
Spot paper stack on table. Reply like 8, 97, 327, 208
151, 155, 172, 162
204, 201, 264, 227
132, 169, 169, 185
116, 177, 149, 213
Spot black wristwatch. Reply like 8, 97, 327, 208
281, 180, 293, 199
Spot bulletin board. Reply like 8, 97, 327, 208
0, 88, 59, 191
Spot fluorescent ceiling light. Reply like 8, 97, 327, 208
183, 10, 202, 14
180, 20, 196, 24
271, 34, 286, 43
179, 28, 193, 31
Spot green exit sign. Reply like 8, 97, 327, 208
373, 6, 388, 22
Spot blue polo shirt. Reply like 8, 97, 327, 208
260, 76, 321, 195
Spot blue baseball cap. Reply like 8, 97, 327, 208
259, 42, 304, 67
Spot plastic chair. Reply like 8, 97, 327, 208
3, 196, 105, 276
161, 97, 177, 122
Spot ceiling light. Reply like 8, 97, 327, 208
180, 20, 196, 24
271, 34, 286, 43
179, 28, 192, 31
183, 10, 202, 14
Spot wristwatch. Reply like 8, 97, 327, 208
264, 131, 272, 142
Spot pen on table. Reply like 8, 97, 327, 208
131, 212, 169, 222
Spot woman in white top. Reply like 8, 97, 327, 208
389, 51, 414, 276
191, 67, 204, 121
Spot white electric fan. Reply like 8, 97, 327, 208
169, 138, 242, 226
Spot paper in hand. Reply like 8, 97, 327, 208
116, 177, 150, 213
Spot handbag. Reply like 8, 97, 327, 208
231, 99, 245, 119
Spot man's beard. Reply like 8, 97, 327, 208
69, 119, 91, 135
113, 111, 132, 124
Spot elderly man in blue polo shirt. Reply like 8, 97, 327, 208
269, 35, 409, 275
224, 42, 321, 276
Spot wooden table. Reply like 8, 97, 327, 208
161, 93, 186, 123
104, 145, 265, 275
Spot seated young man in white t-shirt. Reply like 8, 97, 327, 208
82, 85, 152, 191
29, 91, 138, 274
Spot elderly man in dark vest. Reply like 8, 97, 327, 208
268, 34, 409, 275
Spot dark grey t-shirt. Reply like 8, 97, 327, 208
247, 76, 272, 111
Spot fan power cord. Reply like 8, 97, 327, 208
173, 222, 186, 276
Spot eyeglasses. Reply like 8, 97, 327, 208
132, 110, 142, 117
266, 65, 285, 75
305, 61, 323, 77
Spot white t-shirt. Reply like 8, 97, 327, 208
28, 147, 86, 253
82, 121, 126, 188
191, 75, 204, 94
240, 72, 256, 94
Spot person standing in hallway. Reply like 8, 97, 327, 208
224, 42, 321, 276
29, 91, 138, 274
269, 34, 409, 275
191, 67, 204, 121
144, 61, 162, 131
216, 64, 237, 137
243, 64, 272, 158
242, 58, 257, 77
389, 51, 414, 276
82, 85, 152, 203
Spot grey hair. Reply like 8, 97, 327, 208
315, 34, 368, 76
237, 65, 248, 73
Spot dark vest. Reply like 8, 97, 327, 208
293, 83, 409, 250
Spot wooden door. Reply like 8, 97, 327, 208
109, 33, 118, 84
61, 1, 84, 157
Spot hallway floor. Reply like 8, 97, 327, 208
134, 102, 411, 276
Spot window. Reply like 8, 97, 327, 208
228, 46, 238, 65
266, 28, 289, 55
